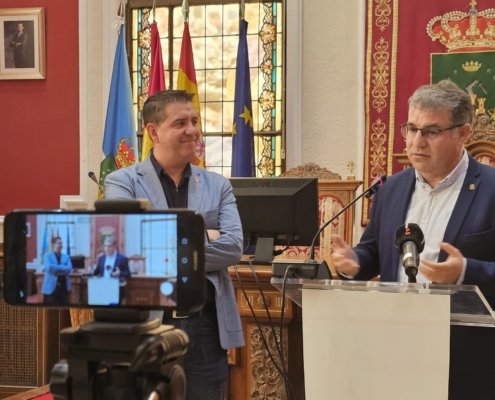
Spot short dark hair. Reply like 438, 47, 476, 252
408, 79, 473, 125
143, 90, 195, 126
51, 236, 62, 245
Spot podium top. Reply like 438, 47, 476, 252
271, 278, 495, 327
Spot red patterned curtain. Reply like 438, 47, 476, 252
363, 0, 495, 224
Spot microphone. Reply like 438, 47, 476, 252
272, 174, 387, 279
394, 223, 425, 283
88, 171, 105, 195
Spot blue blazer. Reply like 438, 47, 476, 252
41, 251, 72, 295
95, 253, 131, 278
104, 158, 245, 349
353, 156, 495, 305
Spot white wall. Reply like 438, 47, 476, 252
302, 0, 365, 179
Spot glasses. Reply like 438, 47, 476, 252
400, 123, 463, 139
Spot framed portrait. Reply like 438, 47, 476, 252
0, 7, 45, 80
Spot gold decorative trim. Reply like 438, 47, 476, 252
364, 0, 376, 224
370, 119, 388, 178
387, 0, 399, 175
371, 37, 390, 113
375, 0, 392, 31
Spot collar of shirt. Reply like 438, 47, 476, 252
149, 150, 192, 186
415, 150, 469, 193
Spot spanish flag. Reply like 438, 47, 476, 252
141, 22, 166, 161
177, 22, 206, 168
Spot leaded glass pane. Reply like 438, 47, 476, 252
130, 1, 284, 177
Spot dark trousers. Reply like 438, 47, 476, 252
162, 313, 228, 400
44, 277, 69, 304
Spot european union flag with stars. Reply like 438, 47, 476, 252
231, 19, 255, 177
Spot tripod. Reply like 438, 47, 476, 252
50, 309, 189, 400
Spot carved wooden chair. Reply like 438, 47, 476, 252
128, 254, 146, 275
277, 162, 362, 278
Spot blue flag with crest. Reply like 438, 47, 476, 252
99, 23, 137, 197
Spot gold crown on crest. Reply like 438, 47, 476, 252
462, 60, 482, 71
427, 1, 495, 52
99, 226, 115, 236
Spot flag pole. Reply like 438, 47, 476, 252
182, 0, 189, 23
152, 0, 156, 22
240, 0, 245, 20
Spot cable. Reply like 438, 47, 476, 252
272, 245, 289, 257
233, 263, 300, 400
280, 265, 295, 398
247, 260, 299, 400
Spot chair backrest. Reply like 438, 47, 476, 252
128, 254, 146, 275
277, 163, 362, 277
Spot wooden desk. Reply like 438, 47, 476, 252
33, 273, 175, 306
228, 264, 304, 400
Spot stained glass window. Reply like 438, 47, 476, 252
128, 1, 284, 177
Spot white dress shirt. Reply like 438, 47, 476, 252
103, 252, 117, 278
397, 150, 469, 284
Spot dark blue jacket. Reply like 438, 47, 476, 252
353, 156, 495, 305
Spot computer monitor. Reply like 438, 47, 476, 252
71, 255, 85, 270
229, 177, 319, 264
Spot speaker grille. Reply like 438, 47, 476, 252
45, 310, 60, 381
0, 299, 38, 386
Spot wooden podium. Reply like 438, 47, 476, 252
227, 264, 305, 399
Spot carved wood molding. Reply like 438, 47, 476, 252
279, 162, 342, 180
69, 309, 94, 327
249, 325, 286, 399
467, 113, 495, 144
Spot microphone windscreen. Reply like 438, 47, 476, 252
374, 174, 387, 186
88, 171, 98, 184
394, 223, 425, 253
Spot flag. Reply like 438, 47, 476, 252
99, 23, 137, 197
66, 225, 71, 256
178, 22, 206, 168
41, 225, 49, 263
231, 19, 255, 177
141, 22, 166, 161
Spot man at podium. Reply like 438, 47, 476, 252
332, 80, 495, 307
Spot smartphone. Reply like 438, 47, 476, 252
2, 209, 205, 312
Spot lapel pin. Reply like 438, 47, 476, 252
195, 177, 200, 183
469, 184, 475, 191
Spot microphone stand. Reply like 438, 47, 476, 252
272, 174, 386, 279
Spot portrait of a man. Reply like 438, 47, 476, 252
3, 20, 35, 69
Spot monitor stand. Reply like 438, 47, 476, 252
239, 237, 275, 265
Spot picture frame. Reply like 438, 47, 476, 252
0, 7, 45, 80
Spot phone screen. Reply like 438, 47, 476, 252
3, 210, 205, 311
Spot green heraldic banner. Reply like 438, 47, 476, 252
432, 51, 495, 124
